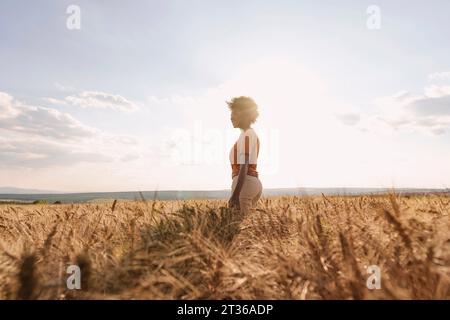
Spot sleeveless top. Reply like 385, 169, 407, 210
229, 128, 260, 179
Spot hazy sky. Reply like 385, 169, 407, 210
1, 0, 450, 192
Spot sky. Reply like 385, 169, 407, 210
1, 0, 450, 192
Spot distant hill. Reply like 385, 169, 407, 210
0, 186, 60, 194
0, 187, 448, 204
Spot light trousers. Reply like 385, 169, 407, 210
231, 175, 263, 215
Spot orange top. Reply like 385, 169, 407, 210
230, 129, 260, 179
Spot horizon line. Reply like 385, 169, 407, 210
1, 186, 449, 195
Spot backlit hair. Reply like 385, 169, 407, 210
226, 96, 259, 128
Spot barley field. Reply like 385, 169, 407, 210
0, 192, 449, 300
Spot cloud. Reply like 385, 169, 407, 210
408, 94, 450, 117
41, 97, 68, 105
0, 91, 147, 168
376, 85, 450, 135
428, 71, 450, 82
0, 92, 20, 119
423, 84, 450, 98
0, 92, 96, 140
339, 81, 450, 136
0, 137, 113, 168
334, 113, 360, 126
65, 91, 139, 112
53, 82, 77, 92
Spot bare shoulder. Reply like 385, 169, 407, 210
247, 128, 259, 139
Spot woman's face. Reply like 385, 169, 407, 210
230, 111, 239, 128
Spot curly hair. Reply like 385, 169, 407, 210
226, 96, 259, 128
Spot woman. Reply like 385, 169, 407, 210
227, 96, 263, 215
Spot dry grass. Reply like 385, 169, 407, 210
0, 192, 449, 300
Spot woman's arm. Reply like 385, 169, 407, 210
231, 158, 248, 199
228, 159, 248, 209
229, 136, 250, 208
